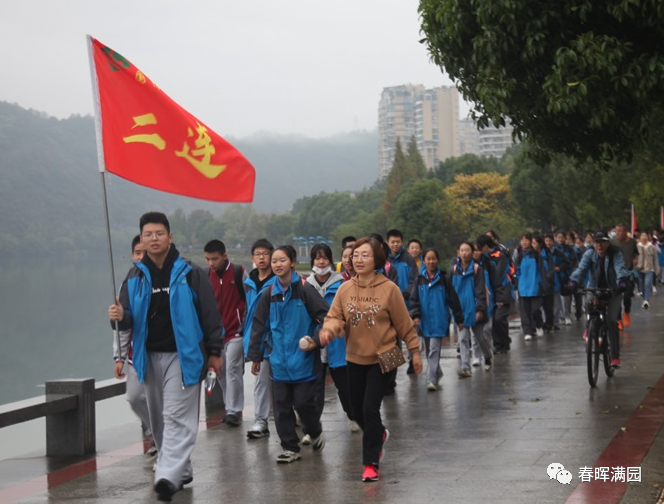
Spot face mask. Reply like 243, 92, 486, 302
585, 242, 592, 248
609, 231, 617, 239
312, 265, 332, 276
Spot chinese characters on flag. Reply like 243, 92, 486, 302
87, 36, 255, 202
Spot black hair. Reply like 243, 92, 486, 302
459, 241, 475, 252
386, 229, 403, 240
310, 243, 333, 268
251, 238, 274, 255
407, 238, 423, 249
204, 239, 226, 255
521, 232, 533, 241
422, 248, 440, 261
131, 234, 141, 252
139, 212, 170, 233
544, 233, 554, 241
274, 245, 297, 263
341, 236, 357, 248
486, 230, 500, 242
476, 234, 495, 249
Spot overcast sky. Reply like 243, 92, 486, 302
0, 0, 464, 138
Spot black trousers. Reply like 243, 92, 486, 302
492, 303, 512, 351
272, 379, 322, 452
347, 362, 392, 466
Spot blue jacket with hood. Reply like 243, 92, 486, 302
247, 272, 329, 383
115, 247, 224, 386
242, 271, 277, 358
306, 272, 346, 369
450, 258, 488, 327
515, 248, 549, 297
409, 265, 464, 337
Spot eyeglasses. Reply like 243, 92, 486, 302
253, 252, 270, 258
142, 231, 168, 240
352, 254, 373, 261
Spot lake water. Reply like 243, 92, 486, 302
0, 257, 139, 459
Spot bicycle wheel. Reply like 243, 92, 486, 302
603, 324, 615, 378
587, 318, 600, 387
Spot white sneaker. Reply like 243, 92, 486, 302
643, 300, 650, 309
427, 382, 437, 391
349, 420, 360, 432
524, 334, 533, 341
653, 286, 657, 294
471, 357, 481, 367
564, 317, 572, 325
302, 434, 312, 445
536, 328, 544, 337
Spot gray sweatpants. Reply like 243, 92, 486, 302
459, 323, 489, 372
144, 352, 199, 488
126, 364, 152, 439
253, 359, 271, 428
218, 337, 244, 417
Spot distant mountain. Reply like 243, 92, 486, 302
0, 101, 378, 253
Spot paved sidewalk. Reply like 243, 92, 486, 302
0, 295, 663, 504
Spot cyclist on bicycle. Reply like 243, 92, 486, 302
568, 231, 629, 368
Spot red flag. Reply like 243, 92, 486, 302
660, 206, 664, 230
87, 36, 255, 202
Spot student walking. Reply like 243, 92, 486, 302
515, 233, 548, 341
108, 212, 223, 502
248, 246, 329, 464
409, 248, 464, 389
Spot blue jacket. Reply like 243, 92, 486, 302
247, 272, 329, 383
306, 272, 347, 369
515, 248, 549, 297
570, 245, 629, 289
116, 250, 223, 386
409, 266, 464, 338
541, 246, 569, 293
450, 259, 488, 327
387, 247, 418, 300
242, 271, 277, 358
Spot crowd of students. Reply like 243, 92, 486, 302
110, 212, 663, 499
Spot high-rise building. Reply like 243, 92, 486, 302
459, 117, 516, 157
379, 84, 460, 177
379, 85, 515, 177
378, 84, 424, 179
415, 87, 460, 170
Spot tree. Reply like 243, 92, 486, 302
406, 136, 428, 178
433, 153, 506, 187
390, 178, 458, 255
444, 172, 525, 243
384, 138, 416, 214
419, 0, 664, 164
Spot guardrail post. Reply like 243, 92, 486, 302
45, 378, 96, 456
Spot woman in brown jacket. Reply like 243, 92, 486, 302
320, 237, 422, 482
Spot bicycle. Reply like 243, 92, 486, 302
579, 287, 618, 387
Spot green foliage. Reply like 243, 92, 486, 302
509, 141, 638, 230
419, 0, 664, 164
433, 153, 507, 186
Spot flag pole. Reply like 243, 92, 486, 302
87, 35, 122, 359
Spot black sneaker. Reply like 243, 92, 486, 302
224, 413, 242, 427
406, 361, 415, 374
155, 479, 176, 502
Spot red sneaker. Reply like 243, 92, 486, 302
623, 313, 631, 327
617, 319, 624, 331
611, 358, 621, 368
362, 464, 379, 482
